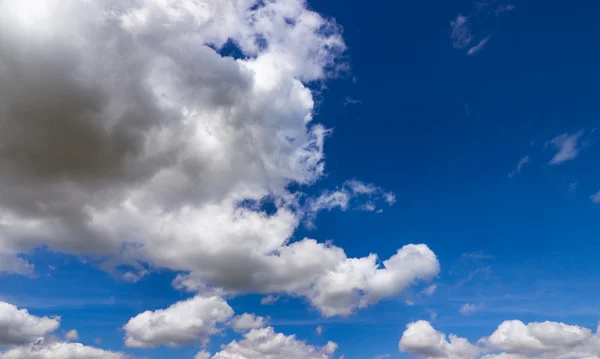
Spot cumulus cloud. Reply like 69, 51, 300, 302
123, 296, 233, 348
548, 131, 585, 165
64, 330, 79, 341
231, 313, 267, 332
204, 327, 338, 359
399, 319, 600, 359
0, 340, 128, 359
0, 301, 60, 346
0, 253, 35, 277
0, 0, 437, 316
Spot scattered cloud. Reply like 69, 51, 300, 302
548, 130, 585, 165
123, 296, 233, 348
344, 97, 362, 106
422, 284, 437, 296
461, 251, 492, 261
260, 295, 279, 305
399, 319, 600, 359
451, 14, 473, 49
508, 156, 530, 178
467, 37, 490, 56
65, 329, 79, 341
456, 266, 492, 287
231, 313, 267, 332
316, 325, 323, 335
0, 340, 129, 359
0, 253, 36, 278
0, 301, 60, 346
591, 189, 600, 203
459, 303, 481, 316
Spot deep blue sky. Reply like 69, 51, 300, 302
1, 0, 599, 358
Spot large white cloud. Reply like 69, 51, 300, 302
0, 301, 60, 346
0, 0, 438, 316
201, 326, 338, 359
399, 320, 600, 359
123, 296, 234, 348
0, 340, 128, 359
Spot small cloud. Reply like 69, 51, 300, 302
508, 156, 530, 178
459, 303, 481, 316
467, 36, 490, 56
451, 14, 472, 49
344, 97, 361, 106
461, 251, 492, 260
373, 355, 390, 359
428, 310, 438, 320
591, 190, 600, 204
260, 295, 279, 305
568, 182, 579, 193
48, 265, 56, 271
65, 329, 79, 341
405, 299, 415, 306
422, 284, 437, 296
316, 325, 323, 336
548, 130, 584, 165
495, 3, 515, 13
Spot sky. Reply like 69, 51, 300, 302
0, 0, 599, 359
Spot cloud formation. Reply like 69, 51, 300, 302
123, 296, 233, 348
0, 301, 60, 346
508, 156, 530, 178
0, 0, 437, 317
0, 340, 128, 359
399, 319, 600, 359
548, 131, 584, 165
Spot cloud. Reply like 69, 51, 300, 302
422, 284, 437, 296
507, 156, 530, 178
260, 295, 279, 305
0, 253, 35, 278
0, 301, 60, 346
459, 303, 481, 316
451, 14, 473, 49
467, 37, 490, 56
203, 327, 338, 359
123, 296, 233, 348
399, 320, 481, 359
373, 355, 390, 359
0, 339, 129, 359
316, 326, 323, 335
64, 330, 78, 341
591, 190, 600, 203
0, 0, 436, 317
399, 319, 600, 359
231, 314, 267, 332
548, 131, 585, 165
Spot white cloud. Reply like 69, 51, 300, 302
316, 326, 323, 335
508, 156, 530, 178
548, 131, 585, 165
260, 295, 279, 305
0, 340, 128, 359
451, 14, 473, 49
422, 284, 437, 296
308, 180, 395, 216
467, 37, 490, 56
123, 296, 233, 348
591, 190, 600, 203
399, 320, 600, 359
460, 303, 481, 316
0, 301, 60, 345
205, 327, 338, 359
0, 0, 436, 317
0, 253, 35, 278
399, 320, 481, 359
231, 313, 267, 332
64, 330, 78, 341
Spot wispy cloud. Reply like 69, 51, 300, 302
459, 302, 482, 315
344, 97, 361, 106
548, 130, 584, 165
451, 14, 473, 49
508, 155, 530, 178
591, 189, 600, 203
467, 36, 490, 56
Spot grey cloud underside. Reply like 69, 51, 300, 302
0, 0, 439, 317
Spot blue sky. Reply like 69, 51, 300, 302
0, 0, 599, 359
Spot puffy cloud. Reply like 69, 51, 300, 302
399, 320, 481, 359
123, 296, 233, 348
0, 340, 128, 359
64, 330, 79, 341
0, 301, 60, 346
548, 131, 585, 165
0, 253, 35, 277
231, 313, 267, 332
399, 320, 600, 359
0, 0, 437, 316
206, 327, 338, 359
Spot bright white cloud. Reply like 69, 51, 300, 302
64, 330, 79, 341
0, 340, 129, 359
399, 320, 481, 359
123, 296, 233, 348
231, 313, 267, 332
548, 131, 584, 165
0, 0, 436, 317
399, 320, 600, 359
205, 327, 338, 359
0, 301, 60, 346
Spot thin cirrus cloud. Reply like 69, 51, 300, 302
0, 0, 439, 321
547, 130, 585, 165
399, 319, 600, 359
508, 156, 530, 178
